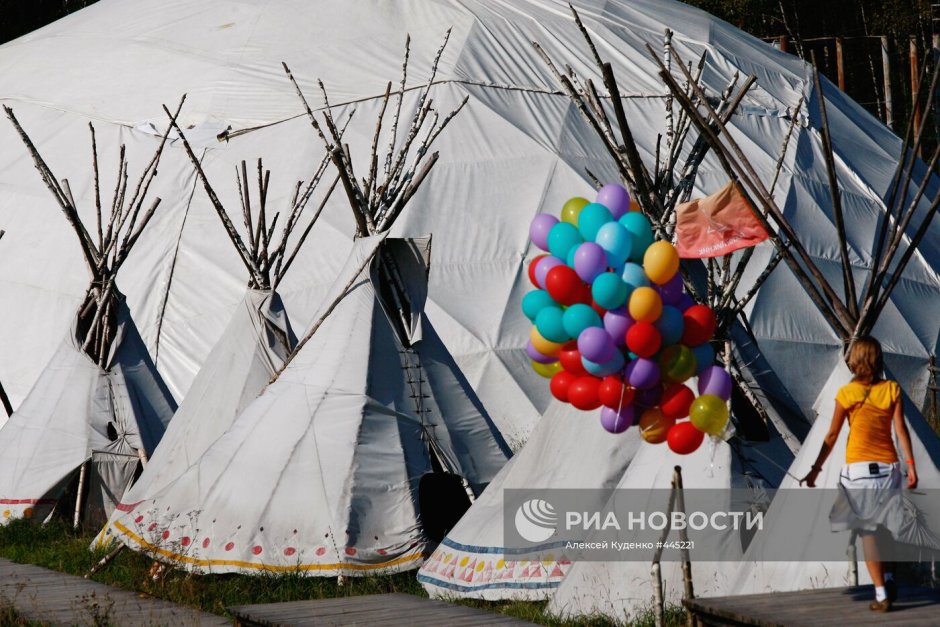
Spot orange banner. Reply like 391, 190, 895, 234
675, 181, 769, 258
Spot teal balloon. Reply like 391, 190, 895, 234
562, 303, 602, 338
595, 221, 633, 267
547, 222, 584, 260
522, 290, 556, 321
619, 212, 654, 262
692, 342, 716, 374
592, 272, 628, 310
578, 203, 614, 242
582, 350, 626, 377
655, 305, 685, 345
621, 262, 650, 292
566, 245, 578, 268
535, 306, 569, 343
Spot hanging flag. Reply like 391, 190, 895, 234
675, 181, 770, 258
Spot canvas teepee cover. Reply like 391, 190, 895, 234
0, 108, 177, 526
107, 234, 511, 574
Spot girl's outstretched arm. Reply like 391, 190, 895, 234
800, 402, 848, 487
893, 399, 918, 489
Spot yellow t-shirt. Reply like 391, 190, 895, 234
836, 380, 901, 464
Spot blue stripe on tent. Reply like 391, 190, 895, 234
416, 573, 562, 592
437, 537, 570, 555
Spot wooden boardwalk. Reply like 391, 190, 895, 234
229, 592, 534, 626
685, 584, 940, 626
0, 558, 228, 626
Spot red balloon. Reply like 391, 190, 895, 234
660, 383, 696, 420
575, 283, 594, 306
626, 322, 662, 358
667, 421, 705, 455
528, 254, 547, 287
550, 371, 577, 403
568, 375, 602, 411
545, 265, 585, 306
590, 299, 607, 317
559, 342, 587, 376
681, 304, 717, 347
599, 376, 635, 409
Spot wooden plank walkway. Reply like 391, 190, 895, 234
0, 558, 229, 626
685, 584, 940, 626
229, 592, 534, 626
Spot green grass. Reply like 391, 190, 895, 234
0, 519, 687, 626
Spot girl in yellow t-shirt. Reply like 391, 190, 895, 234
800, 336, 917, 613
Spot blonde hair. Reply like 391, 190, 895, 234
846, 336, 883, 382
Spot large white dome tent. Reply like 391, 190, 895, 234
0, 0, 937, 449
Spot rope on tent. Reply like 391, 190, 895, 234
0, 230, 12, 417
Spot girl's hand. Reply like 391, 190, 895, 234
907, 466, 918, 489
800, 467, 820, 488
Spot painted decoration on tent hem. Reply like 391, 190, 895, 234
525, 183, 732, 454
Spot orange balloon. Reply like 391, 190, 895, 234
629, 198, 642, 212
639, 408, 674, 444
628, 286, 663, 323
530, 326, 564, 357
643, 241, 680, 285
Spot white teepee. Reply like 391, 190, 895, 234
2, 0, 938, 449
0, 109, 177, 527
105, 234, 511, 575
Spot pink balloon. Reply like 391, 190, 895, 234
698, 365, 733, 401
600, 404, 635, 433
533, 256, 564, 289
529, 214, 559, 251
573, 242, 608, 283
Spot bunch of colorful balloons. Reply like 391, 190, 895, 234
524, 183, 733, 455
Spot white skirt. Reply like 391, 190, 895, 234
830, 461, 902, 533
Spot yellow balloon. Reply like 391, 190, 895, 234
530, 326, 564, 356
532, 360, 563, 378
689, 394, 730, 435
628, 286, 663, 323
639, 408, 674, 444
644, 241, 680, 285
561, 197, 590, 225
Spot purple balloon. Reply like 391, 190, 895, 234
529, 214, 559, 252
534, 256, 564, 289
578, 326, 615, 363
573, 242, 608, 283
596, 183, 632, 219
675, 292, 695, 312
526, 340, 558, 364
635, 385, 663, 408
698, 365, 733, 401
625, 357, 661, 390
658, 273, 684, 306
600, 404, 635, 433
603, 306, 635, 346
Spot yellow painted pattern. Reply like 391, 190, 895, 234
112, 521, 425, 572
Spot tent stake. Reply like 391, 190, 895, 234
73, 461, 88, 530
85, 544, 125, 579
